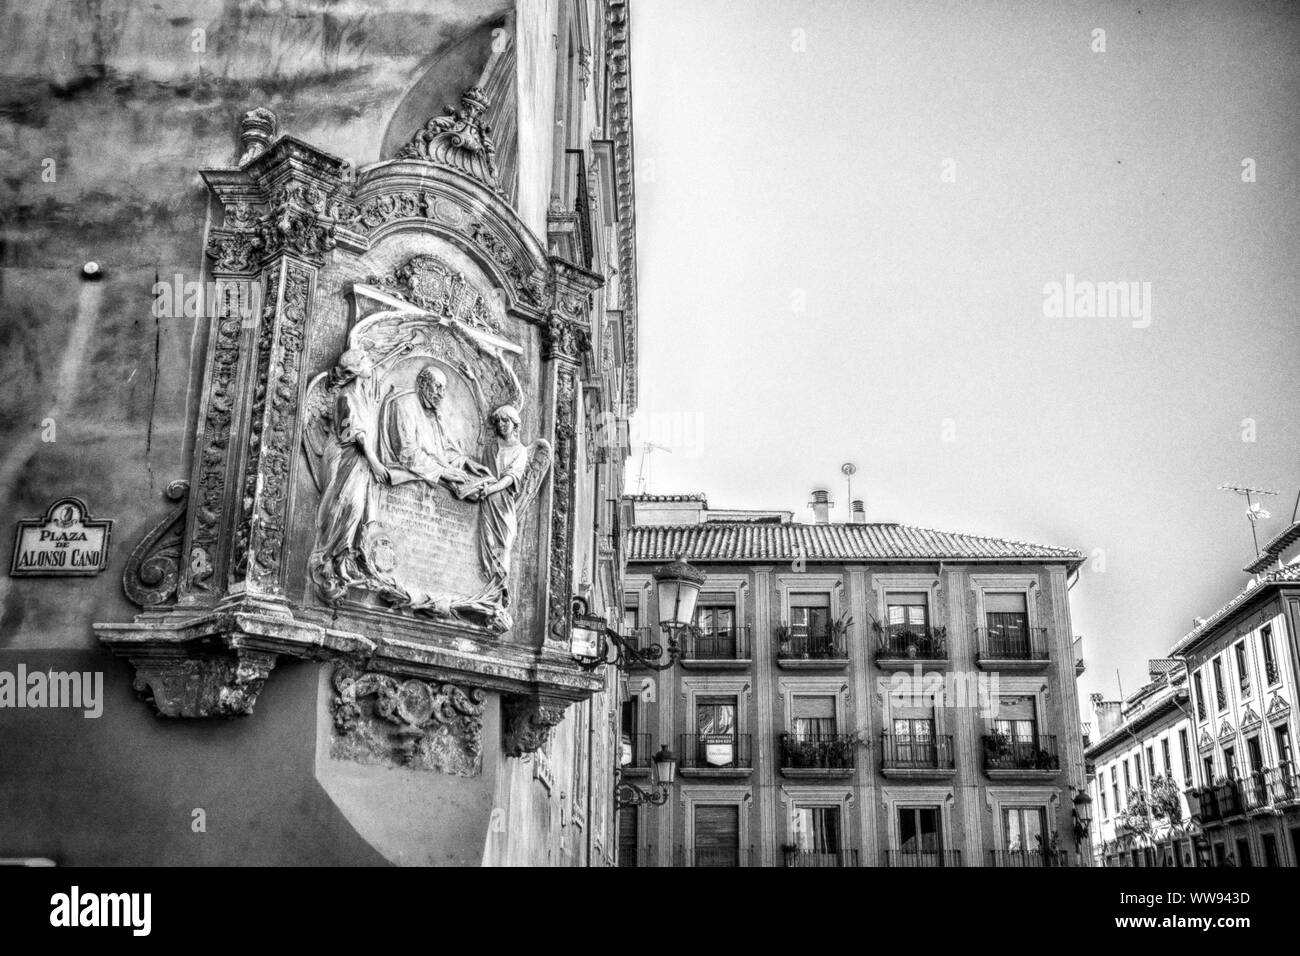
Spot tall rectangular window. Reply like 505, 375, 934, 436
1194, 672, 1207, 721
694, 595, 737, 658
898, 807, 943, 856
694, 696, 739, 768
1111, 766, 1120, 810
1235, 642, 1250, 696
1161, 738, 1172, 778
1261, 624, 1279, 685
693, 805, 739, 868
1147, 746, 1156, 783
985, 592, 1029, 656
792, 806, 841, 855
1179, 729, 1192, 785
1003, 807, 1047, 854
789, 593, 831, 637
1213, 657, 1227, 710
1276, 724, 1293, 768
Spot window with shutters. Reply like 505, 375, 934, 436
791, 694, 837, 740
1003, 806, 1046, 854
1194, 672, 1207, 721
1179, 729, 1192, 785
1162, 737, 1172, 777
992, 694, 1037, 742
1235, 642, 1250, 697
617, 807, 639, 867
985, 592, 1029, 655
693, 804, 740, 868
694, 595, 738, 659
1213, 657, 1227, 711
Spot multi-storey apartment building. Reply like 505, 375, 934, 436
1086, 664, 1200, 867
1170, 521, 1300, 867
616, 492, 1089, 867
1086, 517, 1300, 867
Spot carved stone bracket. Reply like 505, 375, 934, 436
122, 479, 190, 608
502, 693, 570, 758
331, 664, 486, 773
128, 645, 277, 718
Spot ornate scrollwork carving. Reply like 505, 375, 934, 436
397, 86, 502, 194
122, 480, 190, 607
364, 254, 503, 334
332, 664, 486, 771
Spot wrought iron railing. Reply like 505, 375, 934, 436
777, 628, 848, 661
881, 733, 955, 771
975, 625, 1049, 661
884, 849, 962, 867
679, 733, 753, 770
675, 845, 754, 867
874, 623, 948, 661
987, 849, 1069, 867
982, 734, 1059, 772
782, 848, 859, 867
682, 624, 751, 661
779, 732, 857, 770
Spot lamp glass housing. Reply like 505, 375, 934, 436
653, 558, 705, 628
652, 744, 678, 786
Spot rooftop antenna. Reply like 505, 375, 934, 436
1219, 484, 1280, 556
841, 462, 856, 521
636, 442, 672, 495
1116, 668, 1123, 702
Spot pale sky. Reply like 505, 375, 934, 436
628, 0, 1300, 713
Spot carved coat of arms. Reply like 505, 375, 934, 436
302, 255, 550, 634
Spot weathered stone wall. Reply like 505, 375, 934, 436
0, 0, 623, 867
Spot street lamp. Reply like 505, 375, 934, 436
1072, 789, 1094, 844
615, 744, 678, 809
570, 555, 707, 672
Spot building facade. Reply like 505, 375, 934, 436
1087, 520, 1300, 867
1086, 664, 1200, 867
0, 0, 639, 866
616, 493, 1090, 867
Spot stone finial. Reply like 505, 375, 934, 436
397, 87, 501, 192
239, 107, 278, 165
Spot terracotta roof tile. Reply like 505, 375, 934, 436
626, 522, 1084, 565
1171, 561, 1300, 654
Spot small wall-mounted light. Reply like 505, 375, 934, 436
615, 744, 678, 810
81, 262, 104, 281
1072, 789, 1094, 843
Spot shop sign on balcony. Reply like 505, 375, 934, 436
705, 734, 735, 766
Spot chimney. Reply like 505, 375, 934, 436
1091, 697, 1123, 738
851, 499, 866, 524
808, 488, 832, 524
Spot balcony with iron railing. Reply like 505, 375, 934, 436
880, 733, 956, 779
1073, 635, 1086, 676
679, 733, 753, 777
1267, 762, 1300, 804
988, 849, 1069, 867
782, 848, 859, 867
619, 732, 652, 775
974, 624, 1050, 670
778, 732, 857, 778
675, 845, 755, 867
680, 625, 752, 670
884, 849, 963, 868
982, 734, 1060, 779
776, 626, 850, 670
873, 622, 949, 668
1240, 770, 1272, 813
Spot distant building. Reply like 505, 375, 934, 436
1087, 519, 1300, 867
1086, 663, 1199, 867
617, 492, 1089, 867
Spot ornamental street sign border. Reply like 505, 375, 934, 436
10, 496, 113, 577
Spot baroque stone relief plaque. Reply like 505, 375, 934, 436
303, 254, 550, 634
331, 664, 485, 774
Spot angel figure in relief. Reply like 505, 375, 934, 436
456, 404, 551, 632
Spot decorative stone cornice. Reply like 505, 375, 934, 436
397, 86, 503, 195
605, 0, 639, 412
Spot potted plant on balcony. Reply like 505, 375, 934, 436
775, 622, 793, 659
984, 730, 1011, 766
827, 613, 854, 658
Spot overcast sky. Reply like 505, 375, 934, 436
627, 0, 1300, 711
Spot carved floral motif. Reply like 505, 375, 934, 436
397, 86, 502, 193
